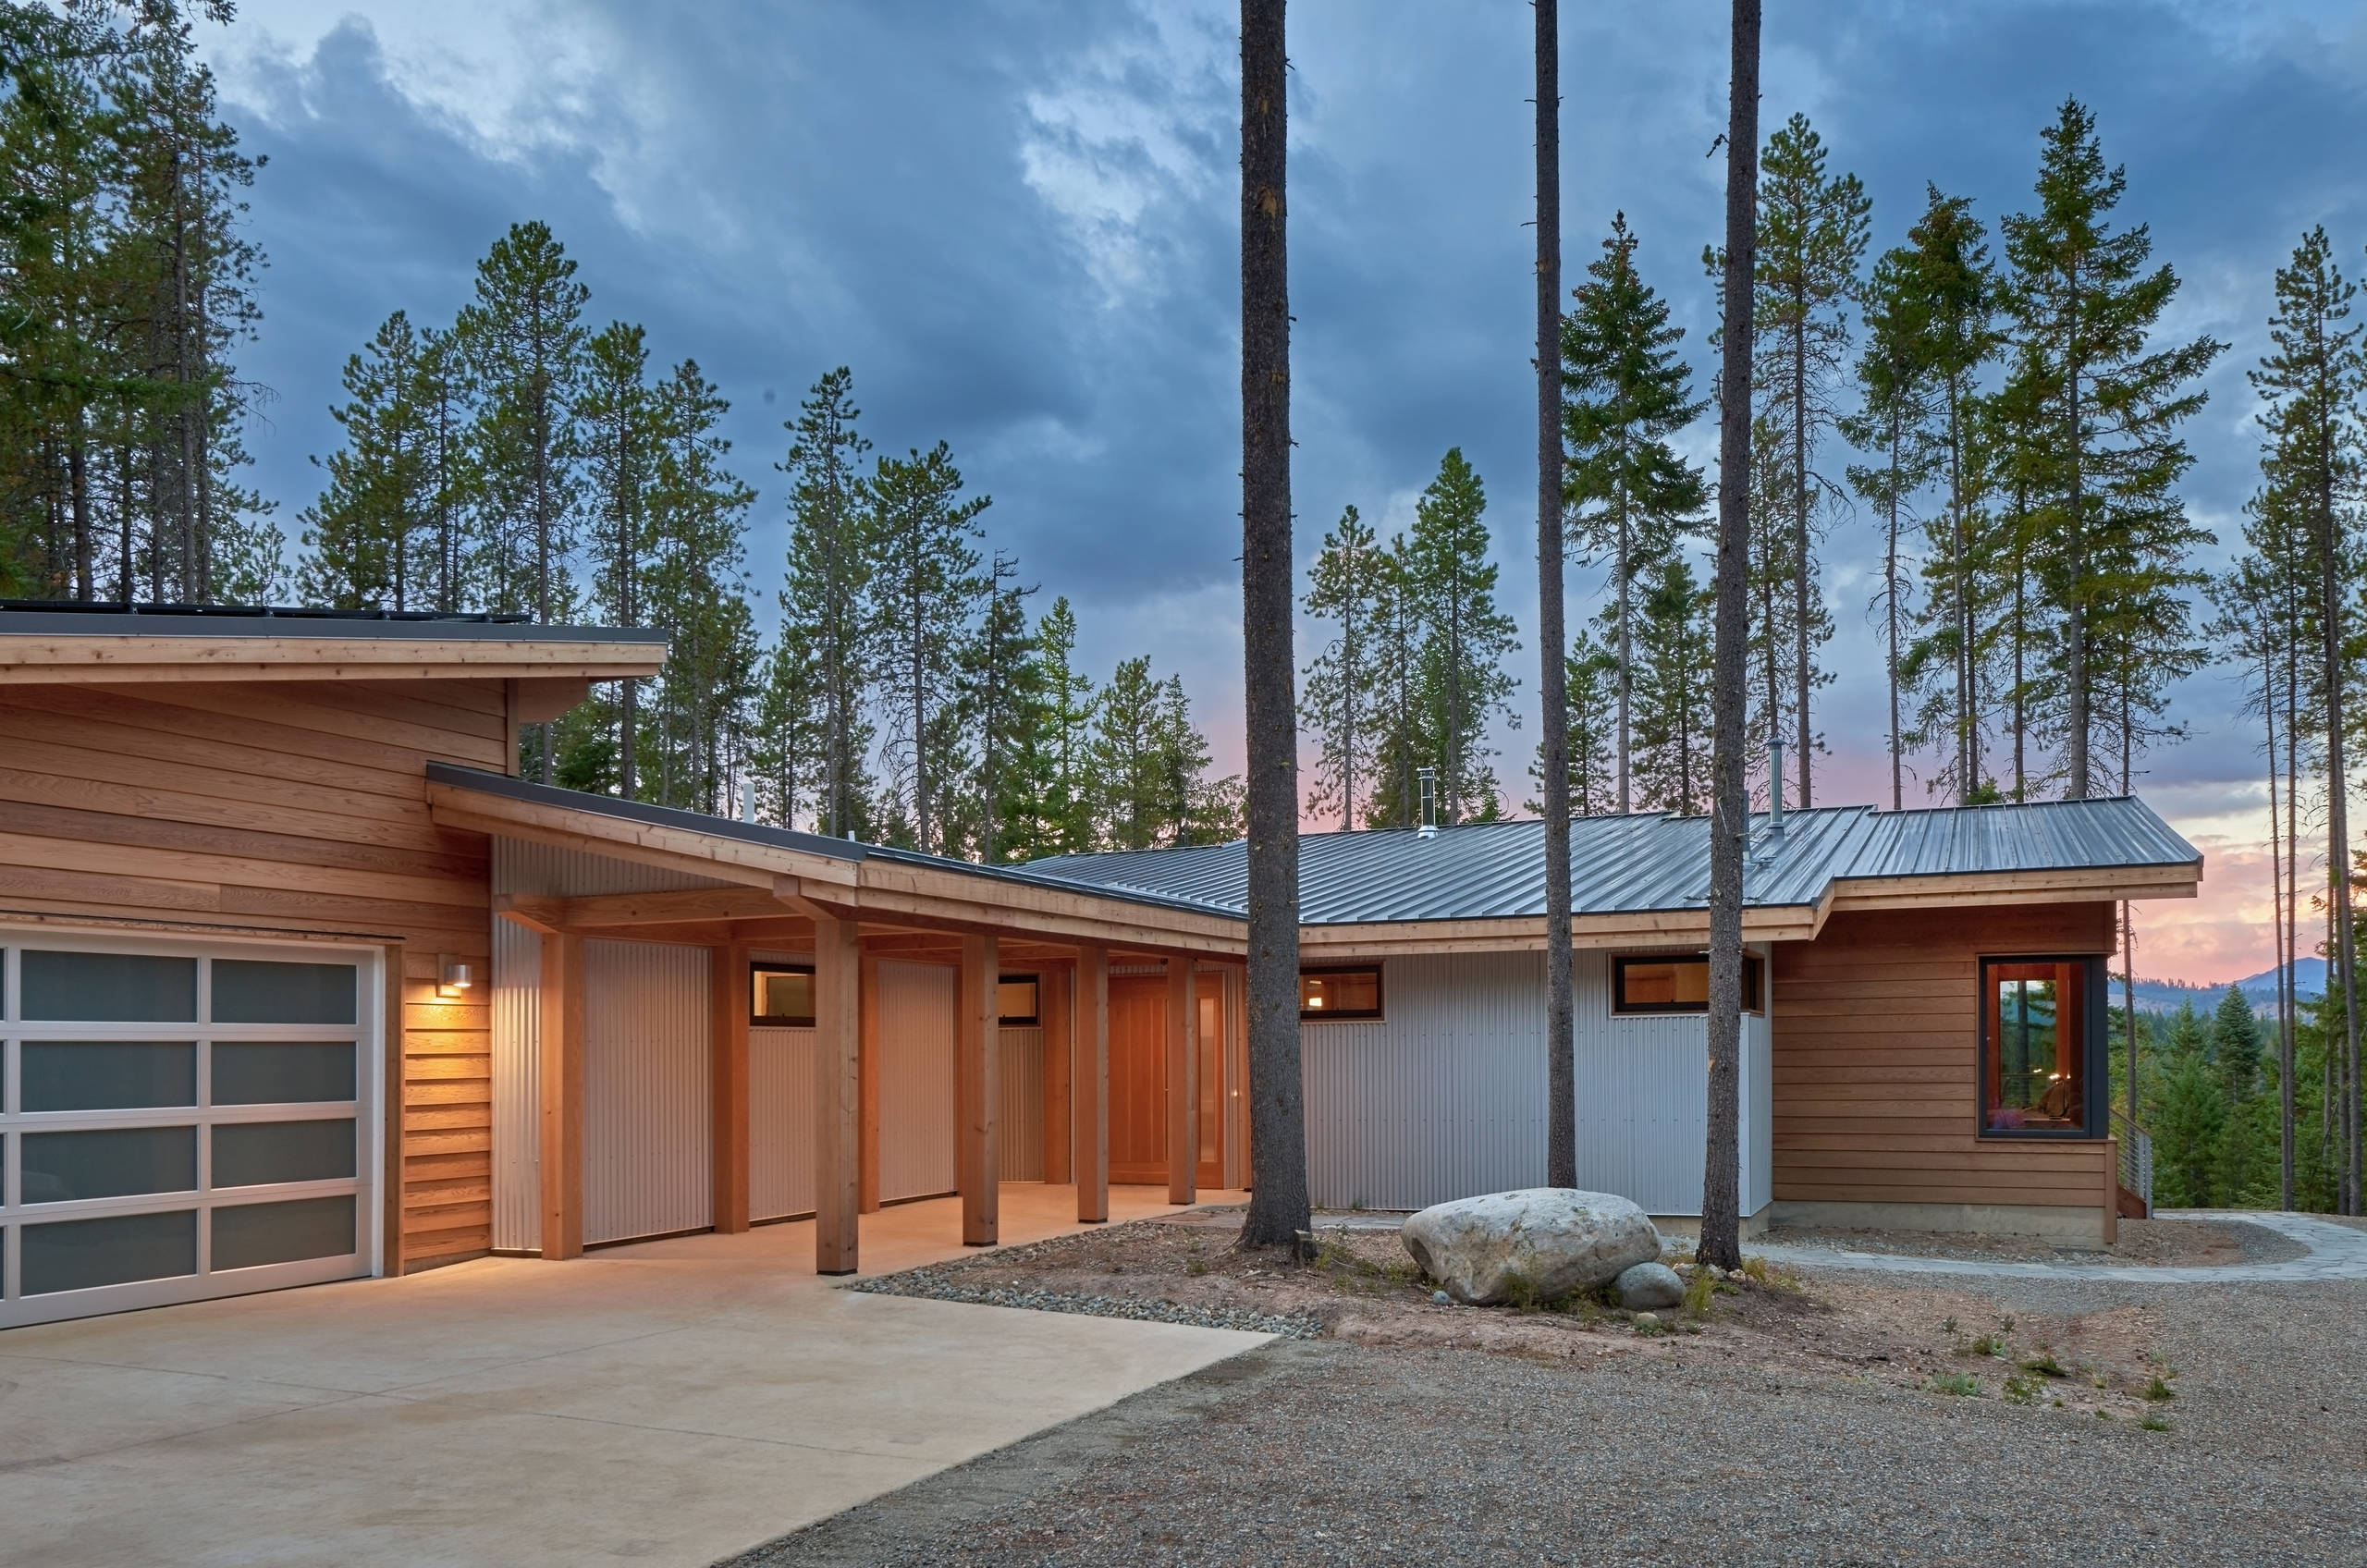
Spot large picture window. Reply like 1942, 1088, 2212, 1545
1612, 953, 1763, 1015
1300, 966, 1381, 1021
1981, 956, 2104, 1136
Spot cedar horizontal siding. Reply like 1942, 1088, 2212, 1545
1771, 904, 2115, 1211
0, 677, 505, 1269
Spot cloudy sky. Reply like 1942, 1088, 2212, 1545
194, 1, 2367, 985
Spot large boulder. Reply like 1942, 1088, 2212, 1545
1401, 1188, 1661, 1305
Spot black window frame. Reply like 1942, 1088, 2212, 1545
749, 961, 816, 1027
1299, 964, 1384, 1023
998, 974, 1041, 1027
1977, 953, 2107, 1140
1610, 951, 1764, 1016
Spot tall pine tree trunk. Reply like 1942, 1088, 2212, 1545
1535, 0, 1576, 1189
1883, 419, 1901, 811
2325, 472, 2361, 1213
1700, 0, 1760, 1273
1236, 0, 1309, 1252
1616, 508, 1633, 812
1791, 308, 1811, 806
2265, 633, 2292, 1207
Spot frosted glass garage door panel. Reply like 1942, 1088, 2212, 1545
877, 962, 957, 1203
21, 950, 195, 1022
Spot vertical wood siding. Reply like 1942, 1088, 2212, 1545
582, 937, 712, 1245
751, 1026, 816, 1220
999, 1027, 1046, 1181
0, 678, 506, 1268
1771, 904, 2116, 1210
877, 960, 957, 1201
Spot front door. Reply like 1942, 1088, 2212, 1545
1108, 975, 1166, 1183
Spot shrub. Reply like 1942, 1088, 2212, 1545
1683, 1267, 1716, 1320
2144, 1376, 2176, 1403
2019, 1351, 2067, 1378
1931, 1372, 1981, 1398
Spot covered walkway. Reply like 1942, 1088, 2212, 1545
0, 1184, 1259, 1568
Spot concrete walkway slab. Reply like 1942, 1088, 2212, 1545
0, 1184, 1258, 1568
1750, 1209, 2367, 1283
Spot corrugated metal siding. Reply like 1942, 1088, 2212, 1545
1302, 951, 1548, 1211
1744, 1009, 1773, 1215
582, 938, 712, 1245
490, 913, 543, 1253
751, 1026, 816, 1220
1000, 1027, 1045, 1181
1573, 949, 1714, 1214
494, 837, 736, 898
877, 960, 957, 1202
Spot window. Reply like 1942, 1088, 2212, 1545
1612, 952, 1764, 1015
750, 963, 815, 1026
1300, 966, 1381, 1021
998, 975, 1040, 1026
1981, 957, 2103, 1136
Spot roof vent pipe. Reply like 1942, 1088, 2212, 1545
741, 778, 755, 825
1766, 736, 1786, 848
1417, 766, 1439, 839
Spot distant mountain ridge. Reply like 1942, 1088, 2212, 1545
2125, 958, 2326, 1016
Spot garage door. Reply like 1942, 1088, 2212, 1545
1, 935, 375, 1329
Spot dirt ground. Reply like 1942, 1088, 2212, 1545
1763, 1214, 2303, 1266
867, 1206, 2182, 1418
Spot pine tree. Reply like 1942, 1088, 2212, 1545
1366, 533, 1427, 828
749, 631, 823, 829
1300, 503, 1385, 829
1748, 112, 1867, 806
779, 368, 877, 839
869, 440, 987, 856
2213, 984, 2263, 1104
2250, 226, 2365, 1212
963, 551, 1042, 864
579, 321, 662, 795
1030, 595, 1099, 856
642, 357, 757, 815
1529, 630, 1617, 817
1407, 448, 1518, 822
1893, 188, 2003, 803
2000, 98, 2223, 799
1630, 556, 1716, 815
1091, 655, 1222, 851
1562, 214, 1708, 812
299, 311, 430, 609
1843, 236, 1943, 809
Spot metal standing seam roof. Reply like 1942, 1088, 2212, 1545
422, 764, 1243, 920
1021, 796, 2201, 925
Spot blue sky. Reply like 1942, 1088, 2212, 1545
198, 1, 2367, 981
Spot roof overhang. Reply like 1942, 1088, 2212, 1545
0, 611, 668, 685
425, 766, 1246, 955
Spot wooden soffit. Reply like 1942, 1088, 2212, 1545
0, 633, 667, 685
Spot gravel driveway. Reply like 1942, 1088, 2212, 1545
728, 1268, 2367, 1567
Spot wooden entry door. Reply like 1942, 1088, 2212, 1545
1109, 975, 1167, 1183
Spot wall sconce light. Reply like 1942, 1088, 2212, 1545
437, 956, 477, 998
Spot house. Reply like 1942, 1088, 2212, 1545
0, 604, 2199, 1330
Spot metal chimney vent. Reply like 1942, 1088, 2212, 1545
1417, 766, 1439, 839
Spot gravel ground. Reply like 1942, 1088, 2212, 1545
729, 1238, 2367, 1566
1762, 1216, 2309, 1267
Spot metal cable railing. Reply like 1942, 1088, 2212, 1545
2112, 1109, 2153, 1216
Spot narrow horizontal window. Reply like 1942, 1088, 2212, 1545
998, 975, 1040, 1026
1300, 966, 1382, 1022
751, 962, 816, 1027
211, 960, 358, 1025
1612, 953, 1763, 1015
21, 1042, 197, 1111
22, 949, 195, 1023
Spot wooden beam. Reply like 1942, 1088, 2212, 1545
539, 931, 585, 1260
712, 943, 751, 1234
814, 914, 862, 1274
511, 676, 593, 724
2102, 1135, 2120, 1246
497, 886, 789, 929
1042, 961, 1073, 1185
1166, 955, 1197, 1206
959, 931, 1000, 1245
494, 895, 561, 935
858, 951, 882, 1214
1075, 944, 1109, 1223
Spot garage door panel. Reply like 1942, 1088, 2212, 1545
877, 961, 956, 1204
2, 933, 375, 1329
583, 938, 712, 1246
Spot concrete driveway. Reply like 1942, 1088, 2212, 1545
0, 1186, 1260, 1568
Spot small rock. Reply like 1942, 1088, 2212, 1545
1401, 1188, 1662, 1305
1431, 1290, 1452, 1305
1614, 1261, 1685, 1311
1634, 1311, 1661, 1331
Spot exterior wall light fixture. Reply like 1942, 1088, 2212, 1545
437, 956, 477, 998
